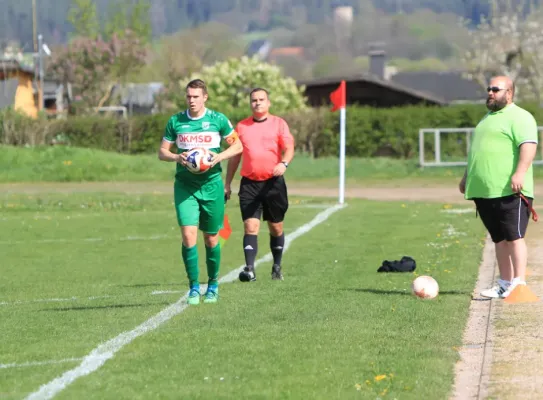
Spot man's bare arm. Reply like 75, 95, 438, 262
209, 132, 242, 167
226, 154, 242, 187
515, 142, 538, 174
158, 140, 183, 163
511, 142, 537, 193
459, 169, 467, 194
281, 143, 295, 164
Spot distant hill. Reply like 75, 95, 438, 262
0, 0, 504, 50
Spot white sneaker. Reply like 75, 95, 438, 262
481, 279, 510, 298
501, 278, 526, 298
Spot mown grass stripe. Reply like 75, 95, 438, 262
25, 204, 345, 400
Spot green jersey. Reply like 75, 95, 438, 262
163, 108, 235, 182
465, 103, 538, 199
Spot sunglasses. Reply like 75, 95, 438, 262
487, 86, 506, 93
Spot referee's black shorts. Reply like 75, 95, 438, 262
473, 194, 533, 243
238, 176, 289, 223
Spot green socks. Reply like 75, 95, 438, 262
182, 243, 221, 288
182, 244, 199, 288
206, 243, 221, 286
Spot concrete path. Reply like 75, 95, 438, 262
485, 228, 543, 399
452, 223, 543, 399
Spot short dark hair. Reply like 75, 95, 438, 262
186, 79, 208, 95
249, 87, 269, 98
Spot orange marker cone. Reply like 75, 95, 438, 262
504, 285, 540, 304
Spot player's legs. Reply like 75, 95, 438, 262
238, 177, 265, 282
267, 221, 285, 280
263, 177, 289, 280
202, 232, 220, 303
475, 198, 512, 298
478, 195, 532, 298
495, 241, 514, 281
499, 195, 532, 297
244, 218, 261, 260
174, 181, 201, 304
198, 177, 224, 302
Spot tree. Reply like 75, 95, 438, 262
47, 31, 147, 109
104, 0, 152, 43
178, 56, 307, 115
460, 0, 543, 100
153, 22, 245, 109
48, 37, 113, 108
130, 0, 152, 42
67, 0, 100, 39
109, 30, 148, 83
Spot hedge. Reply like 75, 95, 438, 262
2, 103, 543, 158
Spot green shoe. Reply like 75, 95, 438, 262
187, 288, 200, 305
203, 286, 219, 304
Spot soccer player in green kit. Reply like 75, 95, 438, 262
158, 79, 243, 305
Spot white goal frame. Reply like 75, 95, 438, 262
418, 127, 543, 167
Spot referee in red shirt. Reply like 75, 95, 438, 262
225, 88, 295, 282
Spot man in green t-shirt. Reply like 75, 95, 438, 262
459, 75, 538, 299
159, 79, 242, 305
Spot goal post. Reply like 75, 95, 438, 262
418, 127, 543, 167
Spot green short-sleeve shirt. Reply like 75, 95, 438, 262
465, 103, 538, 199
163, 108, 235, 182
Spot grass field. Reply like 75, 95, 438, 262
0, 145, 472, 185
0, 190, 485, 399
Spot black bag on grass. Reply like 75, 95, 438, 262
377, 256, 416, 273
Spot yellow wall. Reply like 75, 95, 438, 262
13, 71, 38, 118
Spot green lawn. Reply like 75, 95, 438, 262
0, 145, 472, 185
1, 191, 485, 399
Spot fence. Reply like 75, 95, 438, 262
419, 127, 543, 167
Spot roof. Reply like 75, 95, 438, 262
32, 81, 60, 99
269, 47, 305, 58
0, 58, 35, 77
390, 71, 486, 103
112, 82, 165, 107
298, 73, 447, 107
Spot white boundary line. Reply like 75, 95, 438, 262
0, 204, 330, 221
1, 358, 83, 370
0, 235, 171, 246
441, 208, 475, 214
25, 204, 346, 400
0, 291, 186, 307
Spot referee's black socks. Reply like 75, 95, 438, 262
243, 234, 258, 267
270, 233, 285, 266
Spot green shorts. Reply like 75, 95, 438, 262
173, 176, 225, 234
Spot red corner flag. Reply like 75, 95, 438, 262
330, 80, 346, 112
219, 214, 232, 248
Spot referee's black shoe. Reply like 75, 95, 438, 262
271, 264, 283, 281
239, 265, 256, 282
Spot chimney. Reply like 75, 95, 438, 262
368, 44, 386, 80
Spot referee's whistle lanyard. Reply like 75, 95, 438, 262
474, 193, 538, 222
518, 193, 539, 222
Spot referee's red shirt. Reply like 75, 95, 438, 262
236, 115, 294, 181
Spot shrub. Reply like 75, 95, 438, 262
6, 103, 543, 160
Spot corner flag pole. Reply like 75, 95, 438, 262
339, 106, 346, 204
330, 80, 347, 204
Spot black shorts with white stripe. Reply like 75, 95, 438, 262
474, 194, 533, 243
238, 176, 289, 223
